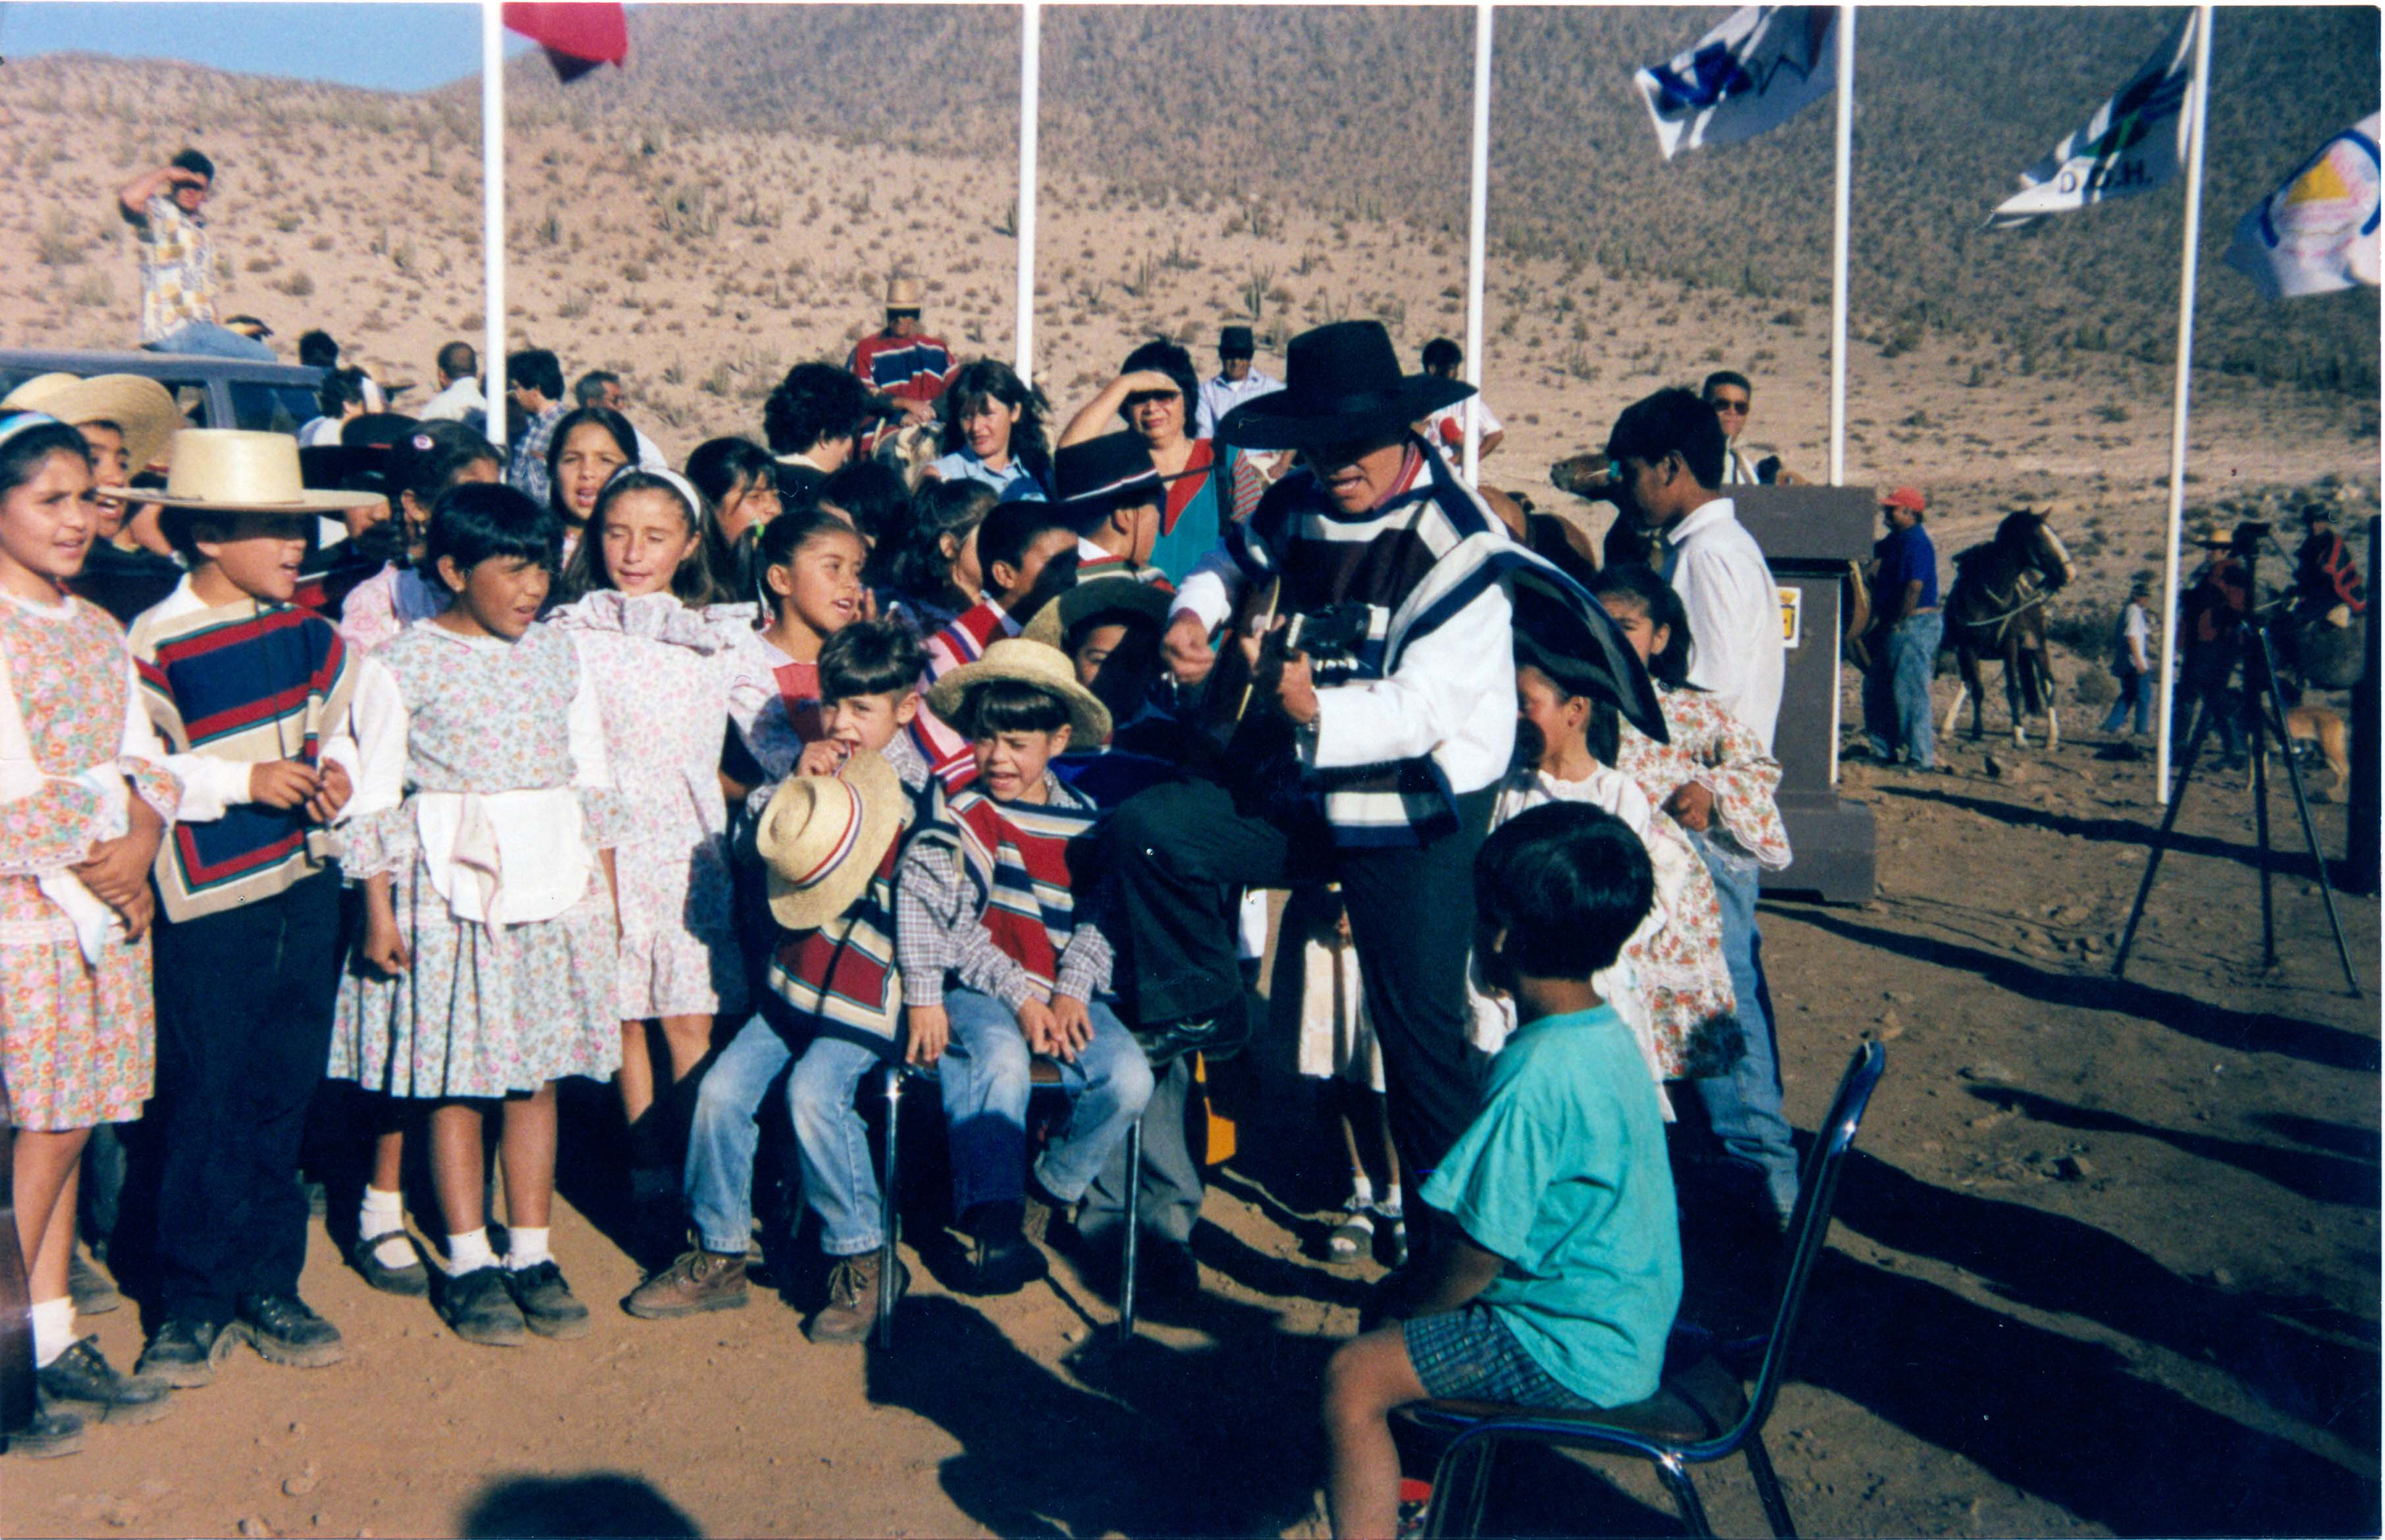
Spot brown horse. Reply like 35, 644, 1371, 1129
1940, 508, 2074, 747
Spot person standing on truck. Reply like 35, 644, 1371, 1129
116, 150, 276, 363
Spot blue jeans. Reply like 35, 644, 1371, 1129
1689, 832, 1800, 1222
2101, 666, 2153, 734
788, 1034, 892, 1258
145, 319, 276, 361
1081, 1055, 1202, 1247
1863, 611, 1943, 769
683, 1014, 794, 1256
939, 988, 1154, 1213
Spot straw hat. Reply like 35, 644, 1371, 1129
105, 429, 383, 515
0, 373, 184, 473
885, 275, 924, 312
754, 749, 905, 930
2003, 492, 2061, 520
925, 637, 1112, 747
1022, 571, 1173, 651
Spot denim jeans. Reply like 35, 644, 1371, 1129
1863, 611, 1943, 769
2101, 665, 2154, 735
145, 319, 277, 361
1080, 1055, 1202, 1247
939, 988, 1154, 1213
1688, 832, 1800, 1221
683, 1014, 795, 1256
788, 1034, 896, 1257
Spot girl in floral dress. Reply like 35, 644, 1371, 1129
1468, 657, 1739, 1094
550, 468, 778, 1233
334, 483, 626, 1348
0, 413, 179, 1450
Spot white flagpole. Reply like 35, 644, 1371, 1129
2155, 4, 2214, 797
1462, 1, 1493, 488
1827, 3, 1854, 486
480, 0, 506, 454
1013, 1, 1040, 378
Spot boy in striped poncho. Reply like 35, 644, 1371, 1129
117, 430, 381, 1388
897, 639, 1154, 1297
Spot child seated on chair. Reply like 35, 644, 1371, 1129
1322, 801, 1682, 1540
895, 638, 1155, 1298
624, 620, 929, 1335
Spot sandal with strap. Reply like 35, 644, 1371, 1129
1326, 1198, 1375, 1264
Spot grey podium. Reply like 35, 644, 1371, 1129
1730, 485, 1878, 903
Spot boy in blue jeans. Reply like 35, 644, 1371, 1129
898, 639, 1154, 1296
625, 620, 930, 1339
1322, 802, 1682, 1539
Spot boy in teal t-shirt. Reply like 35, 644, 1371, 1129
1322, 801, 1684, 1539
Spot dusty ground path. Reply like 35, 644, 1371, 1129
5, 706, 2376, 1539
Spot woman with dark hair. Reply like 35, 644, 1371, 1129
543, 405, 639, 562
922, 360, 1050, 503
1057, 338, 1250, 581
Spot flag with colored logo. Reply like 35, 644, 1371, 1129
503, 3, 628, 82
1632, 6, 1838, 161
1986, 11, 2196, 230
2223, 115, 2380, 300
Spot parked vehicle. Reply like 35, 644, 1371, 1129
0, 347, 323, 438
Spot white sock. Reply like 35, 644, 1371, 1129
503, 1226, 552, 1271
1378, 1184, 1404, 1220
360, 1186, 404, 1237
362, 1188, 416, 1268
30, 1296, 74, 1368
446, 1227, 498, 1275
1349, 1171, 1376, 1208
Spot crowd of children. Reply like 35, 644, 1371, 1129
1, 323, 1798, 1540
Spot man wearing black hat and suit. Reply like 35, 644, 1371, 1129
1099, 322, 1661, 1286
1194, 325, 1283, 441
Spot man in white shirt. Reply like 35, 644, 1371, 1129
1702, 370, 1798, 488
1192, 325, 1283, 440
575, 371, 668, 471
1605, 385, 1798, 1226
1415, 337, 1504, 464
417, 342, 487, 428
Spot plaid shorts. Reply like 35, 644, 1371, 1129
1403, 1304, 1599, 1409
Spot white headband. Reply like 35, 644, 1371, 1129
603, 463, 707, 522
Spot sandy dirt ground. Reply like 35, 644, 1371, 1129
5, 670, 2375, 1539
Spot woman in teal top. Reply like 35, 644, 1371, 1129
1056, 339, 1250, 584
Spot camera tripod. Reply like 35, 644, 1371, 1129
2112, 570, 2363, 996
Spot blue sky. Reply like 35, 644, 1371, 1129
0, 3, 537, 92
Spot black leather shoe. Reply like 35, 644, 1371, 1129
1133, 1011, 1250, 1067
7, 1392, 85, 1458
136, 1315, 240, 1389
963, 1233, 1049, 1296
348, 1232, 431, 1297
503, 1261, 591, 1340
237, 1293, 344, 1368
38, 1337, 172, 1425
439, 1266, 527, 1347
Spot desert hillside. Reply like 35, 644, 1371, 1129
0, 9, 2374, 627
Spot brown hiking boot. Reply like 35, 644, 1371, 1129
622, 1248, 748, 1320
805, 1252, 907, 1344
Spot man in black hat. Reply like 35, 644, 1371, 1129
1101, 321, 1659, 1281
1194, 325, 1283, 440
1050, 433, 1168, 585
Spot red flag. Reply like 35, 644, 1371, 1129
502, 3, 628, 82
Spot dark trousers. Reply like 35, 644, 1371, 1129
149, 869, 344, 1325
1099, 780, 1495, 1176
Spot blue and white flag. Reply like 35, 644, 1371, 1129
2223, 114, 2380, 300
1987, 12, 2197, 230
1633, 6, 1838, 161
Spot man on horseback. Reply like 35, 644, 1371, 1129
1861, 487, 1942, 771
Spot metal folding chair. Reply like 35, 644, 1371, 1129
874, 1059, 1143, 1348
1395, 1040, 1887, 1539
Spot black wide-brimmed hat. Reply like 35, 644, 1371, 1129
1218, 325, 1256, 358
1215, 321, 1472, 452
1053, 433, 1168, 517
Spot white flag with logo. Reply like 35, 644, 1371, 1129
1985, 11, 2197, 230
2223, 114, 2380, 300
1633, 6, 1838, 161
